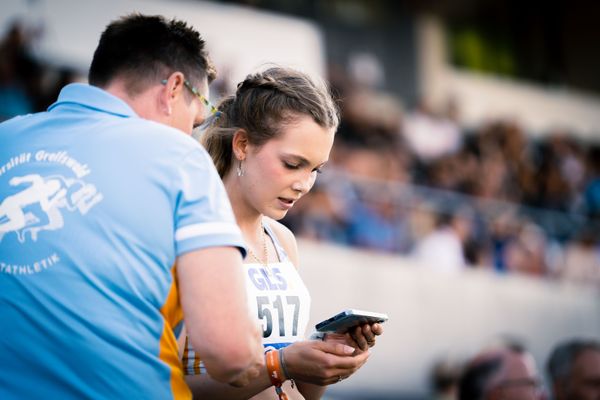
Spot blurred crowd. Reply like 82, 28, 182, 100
0, 21, 80, 122
428, 337, 600, 400
1, 21, 599, 287
283, 63, 600, 288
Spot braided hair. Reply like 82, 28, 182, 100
201, 67, 339, 177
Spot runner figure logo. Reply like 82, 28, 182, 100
0, 173, 103, 243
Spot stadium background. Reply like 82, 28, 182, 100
1, 0, 599, 398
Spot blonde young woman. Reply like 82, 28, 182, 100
179, 67, 384, 399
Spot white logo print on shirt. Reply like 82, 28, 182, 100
0, 173, 103, 243
0, 150, 103, 275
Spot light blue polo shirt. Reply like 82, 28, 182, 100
0, 83, 245, 399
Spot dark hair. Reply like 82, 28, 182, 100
547, 339, 600, 384
458, 356, 504, 400
458, 344, 531, 400
88, 14, 216, 95
201, 66, 340, 177
431, 359, 462, 394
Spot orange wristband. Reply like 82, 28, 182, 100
266, 350, 285, 386
266, 350, 289, 400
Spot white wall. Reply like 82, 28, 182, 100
1, 0, 326, 84
299, 239, 600, 397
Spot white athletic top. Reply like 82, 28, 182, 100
182, 222, 311, 375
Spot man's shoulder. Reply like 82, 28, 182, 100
0, 112, 43, 130
110, 117, 203, 154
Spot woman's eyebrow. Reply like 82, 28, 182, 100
283, 153, 328, 168
282, 153, 310, 165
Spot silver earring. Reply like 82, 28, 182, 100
237, 160, 244, 177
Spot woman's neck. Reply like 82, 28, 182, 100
224, 174, 263, 239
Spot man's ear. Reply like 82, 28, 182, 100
159, 72, 186, 116
232, 129, 249, 161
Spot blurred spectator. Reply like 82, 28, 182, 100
345, 185, 412, 253
504, 222, 548, 277
430, 358, 462, 400
402, 98, 462, 163
0, 21, 42, 120
458, 343, 544, 400
338, 89, 404, 149
0, 20, 81, 121
412, 207, 472, 273
559, 227, 600, 287
547, 339, 600, 400
475, 149, 511, 200
537, 147, 574, 212
488, 209, 520, 273
549, 133, 586, 199
284, 182, 349, 245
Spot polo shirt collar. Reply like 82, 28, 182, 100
49, 83, 138, 118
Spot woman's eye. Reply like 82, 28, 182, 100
313, 168, 323, 174
284, 162, 299, 169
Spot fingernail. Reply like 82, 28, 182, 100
343, 345, 355, 354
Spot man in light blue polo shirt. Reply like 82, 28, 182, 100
0, 14, 263, 399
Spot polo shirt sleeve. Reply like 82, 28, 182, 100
173, 147, 247, 258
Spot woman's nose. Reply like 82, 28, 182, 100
292, 174, 313, 194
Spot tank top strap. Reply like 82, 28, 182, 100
262, 221, 289, 262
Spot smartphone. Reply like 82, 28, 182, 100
315, 309, 388, 333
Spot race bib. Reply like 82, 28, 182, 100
244, 260, 311, 349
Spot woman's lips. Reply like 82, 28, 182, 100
277, 197, 295, 209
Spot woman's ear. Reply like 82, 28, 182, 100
232, 129, 249, 160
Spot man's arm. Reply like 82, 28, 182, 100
177, 246, 264, 386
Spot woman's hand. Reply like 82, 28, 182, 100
324, 322, 384, 353
281, 340, 370, 385
349, 322, 384, 352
